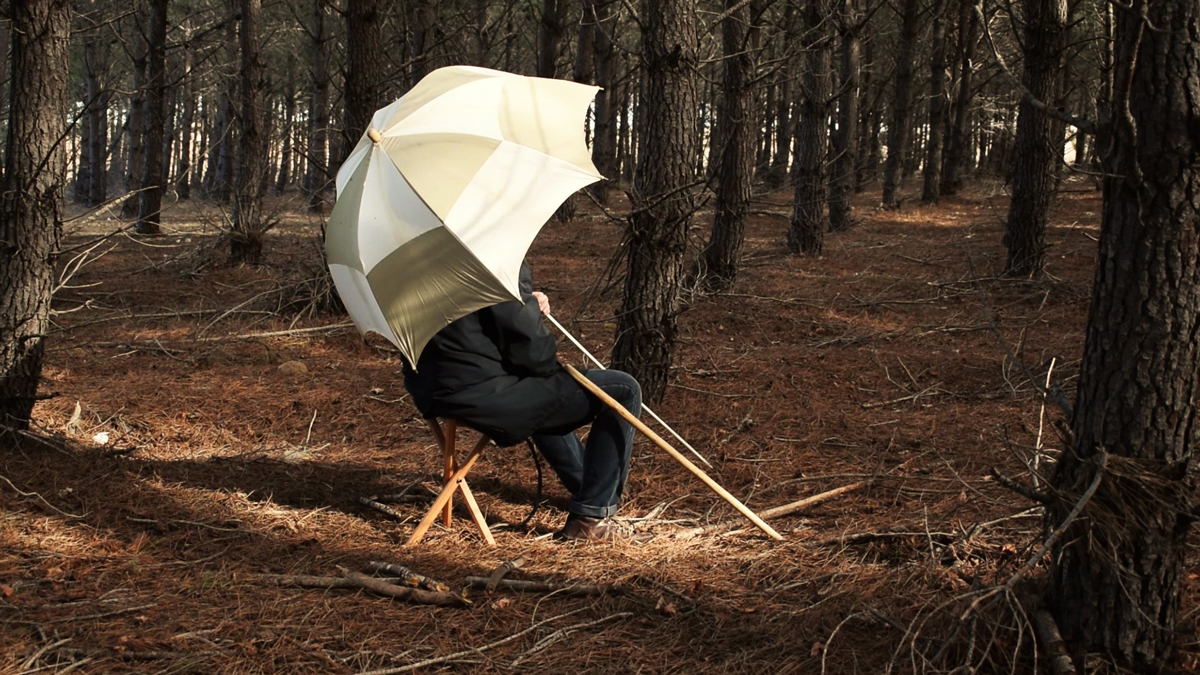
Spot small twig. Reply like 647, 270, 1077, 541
192, 322, 354, 342
989, 468, 1053, 505
343, 571, 467, 606
509, 612, 634, 666
0, 473, 87, 520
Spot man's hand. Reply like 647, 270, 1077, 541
531, 291, 551, 316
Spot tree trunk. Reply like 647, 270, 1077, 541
0, 0, 69, 429
920, 2, 948, 204
276, 55, 295, 193
408, 0, 438, 89
880, 0, 918, 209
1002, 0, 1066, 277
611, 0, 697, 403
1047, 2, 1200, 669
940, 0, 977, 196
207, 10, 236, 203
828, 0, 860, 232
788, 0, 831, 255
121, 27, 147, 218
306, 0, 332, 212
177, 28, 195, 201
697, 0, 758, 292
343, 0, 386, 164
230, 0, 266, 264
136, 0, 168, 235
588, 0, 617, 204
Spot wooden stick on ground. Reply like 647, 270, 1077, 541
676, 480, 872, 539
260, 572, 467, 606
464, 576, 625, 596
564, 365, 783, 541
365, 561, 450, 592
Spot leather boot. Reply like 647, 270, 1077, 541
556, 513, 618, 541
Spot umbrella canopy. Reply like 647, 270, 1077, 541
326, 65, 602, 367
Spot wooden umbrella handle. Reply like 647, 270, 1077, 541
564, 364, 783, 541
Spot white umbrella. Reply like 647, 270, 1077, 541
325, 65, 602, 367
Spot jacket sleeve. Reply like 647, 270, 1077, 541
491, 263, 560, 377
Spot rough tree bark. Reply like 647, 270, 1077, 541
121, 21, 148, 218
1046, 0, 1200, 669
787, 0, 831, 255
408, 0, 438, 89
828, 0, 861, 232
230, 0, 266, 263
611, 0, 697, 403
276, 55, 295, 193
136, 0, 168, 235
880, 0, 918, 209
697, 0, 758, 291
343, 0, 386, 163
0, 0, 70, 429
1002, 0, 1066, 276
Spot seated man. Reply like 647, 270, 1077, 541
403, 263, 641, 540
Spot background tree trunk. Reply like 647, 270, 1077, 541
0, 0, 70, 429
698, 0, 758, 292
920, 1, 948, 204
305, 0, 332, 212
939, 0, 977, 196
230, 0, 266, 264
880, 0, 918, 209
1047, 1, 1200, 668
136, 0, 168, 235
788, 0, 831, 255
588, 0, 617, 204
1002, 0, 1066, 276
276, 55, 295, 193
121, 27, 148, 217
611, 0, 698, 403
828, 0, 860, 232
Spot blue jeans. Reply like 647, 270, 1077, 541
530, 369, 641, 518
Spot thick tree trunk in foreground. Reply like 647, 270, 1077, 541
0, 0, 70, 429
1046, 1, 1200, 669
230, 0, 266, 264
612, 0, 697, 403
1002, 0, 1066, 276
1041, 1, 1200, 667
698, 0, 757, 292
136, 0, 168, 235
788, 0, 831, 255
880, 0, 918, 209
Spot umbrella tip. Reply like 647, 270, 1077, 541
367, 128, 382, 144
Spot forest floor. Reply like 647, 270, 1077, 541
2, 179, 1196, 674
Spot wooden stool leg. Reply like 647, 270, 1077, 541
441, 419, 456, 527
407, 436, 489, 546
453, 437, 495, 545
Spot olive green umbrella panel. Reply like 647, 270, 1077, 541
326, 66, 602, 366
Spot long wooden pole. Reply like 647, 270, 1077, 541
564, 364, 783, 540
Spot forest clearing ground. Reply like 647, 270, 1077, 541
2, 180, 1194, 673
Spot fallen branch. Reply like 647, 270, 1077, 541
676, 481, 871, 539
193, 322, 354, 342
260, 572, 467, 607
485, 555, 526, 592
358, 497, 409, 521
365, 561, 450, 593
463, 576, 626, 596
1034, 609, 1076, 675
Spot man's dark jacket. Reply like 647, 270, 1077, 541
402, 265, 578, 446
